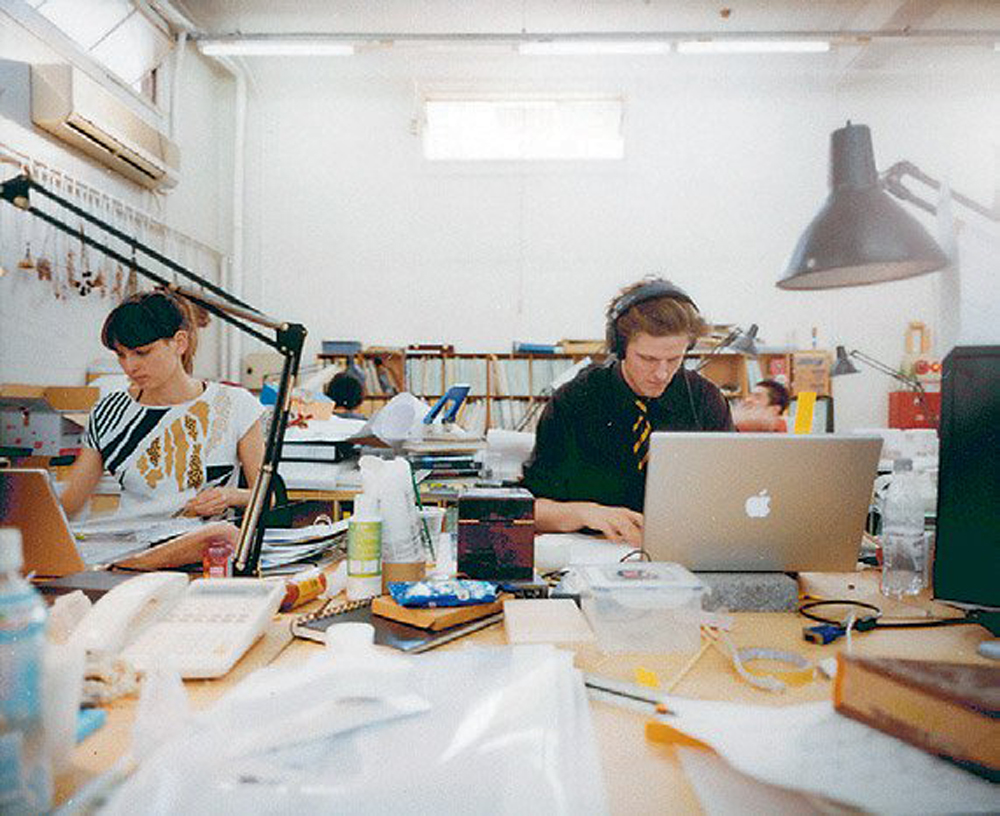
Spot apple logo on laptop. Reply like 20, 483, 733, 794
745, 489, 771, 519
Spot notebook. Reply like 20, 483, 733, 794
293, 596, 504, 653
642, 433, 882, 572
0, 468, 86, 577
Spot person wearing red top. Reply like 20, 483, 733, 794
733, 379, 790, 433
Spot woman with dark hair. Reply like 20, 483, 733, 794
61, 290, 265, 520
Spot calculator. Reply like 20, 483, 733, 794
120, 578, 285, 679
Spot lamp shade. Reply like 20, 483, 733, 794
778, 123, 949, 290
725, 324, 760, 355
830, 345, 860, 376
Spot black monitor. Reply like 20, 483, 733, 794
932, 346, 1000, 610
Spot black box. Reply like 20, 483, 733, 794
457, 487, 534, 580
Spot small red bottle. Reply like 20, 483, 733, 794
202, 540, 234, 578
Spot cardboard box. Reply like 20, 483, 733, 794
0, 384, 98, 456
791, 351, 832, 397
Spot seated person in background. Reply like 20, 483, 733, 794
324, 370, 367, 420
521, 278, 733, 545
733, 379, 790, 433
60, 290, 265, 521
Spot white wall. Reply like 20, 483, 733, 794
240, 49, 999, 430
0, 11, 233, 385
3, 10, 997, 432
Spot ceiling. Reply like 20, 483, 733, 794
167, 0, 1000, 39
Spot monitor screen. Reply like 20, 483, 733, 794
932, 346, 1000, 609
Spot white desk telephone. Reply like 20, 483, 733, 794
74, 572, 284, 679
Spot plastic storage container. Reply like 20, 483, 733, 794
577, 562, 707, 654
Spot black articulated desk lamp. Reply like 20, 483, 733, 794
830, 344, 937, 425
778, 121, 997, 291
0, 172, 307, 577
777, 123, 1000, 619
695, 323, 760, 372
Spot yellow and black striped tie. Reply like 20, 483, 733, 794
632, 398, 651, 471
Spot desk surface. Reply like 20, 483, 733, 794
56, 573, 994, 814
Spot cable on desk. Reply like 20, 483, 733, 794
799, 599, 983, 645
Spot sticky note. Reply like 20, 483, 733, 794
635, 666, 660, 688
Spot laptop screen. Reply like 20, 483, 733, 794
0, 469, 85, 577
642, 433, 881, 572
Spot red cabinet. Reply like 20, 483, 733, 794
888, 391, 940, 429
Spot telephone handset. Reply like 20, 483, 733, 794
74, 572, 284, 679
75, 571, 189, 661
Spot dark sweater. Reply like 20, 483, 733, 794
521, 360, 733, 511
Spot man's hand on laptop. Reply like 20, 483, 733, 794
578, 503, 644, 545
534, 498, 643, 545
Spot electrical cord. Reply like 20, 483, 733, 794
799, 599, 982, 645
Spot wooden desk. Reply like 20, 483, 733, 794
55, 577, 994, 814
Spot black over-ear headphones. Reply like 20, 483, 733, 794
605, 278, 700, 359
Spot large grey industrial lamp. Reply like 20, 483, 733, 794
778, 122, 950, 289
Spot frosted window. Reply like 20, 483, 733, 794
424, 97, 624, 161
33, 0, 172, 97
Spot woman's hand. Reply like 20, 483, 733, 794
183, 486, 240, 517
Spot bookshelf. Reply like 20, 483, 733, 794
315, 344, 830, 431
315, 347, 406, 416
405, 350, 587, 433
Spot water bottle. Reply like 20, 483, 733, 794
0, 528, 52, 813
880, 458, 927, 598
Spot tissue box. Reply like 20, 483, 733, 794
577, 562, 707, 653
457, 487, 534, 580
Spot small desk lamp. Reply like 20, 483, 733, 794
778, 122, 998, 290
0, 173, 306, 576
830, 344, 937, 425
695, 323, 760, 372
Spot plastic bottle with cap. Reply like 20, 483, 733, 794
880, 458, 927, 598
0, 527, 53, 812
346, 493, 382, 600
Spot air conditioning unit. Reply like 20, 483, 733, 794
31, 64, 180, 190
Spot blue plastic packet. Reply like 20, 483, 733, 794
389, 579, 498, 608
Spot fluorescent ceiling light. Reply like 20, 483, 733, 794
198, 40, 355, 56
518, 40, 670, 55
678, 40, 830, 54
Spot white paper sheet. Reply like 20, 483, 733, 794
659, 698, 1000, 814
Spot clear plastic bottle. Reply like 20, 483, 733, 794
880, 458, 927, 598
0, 528, 52, 813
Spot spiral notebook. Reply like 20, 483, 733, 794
292, 597, 504, 654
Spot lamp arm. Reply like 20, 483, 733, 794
849, 349, 939, 426
882, 161, 999, 222
7, 174, 263, 312
694, 326, 741, 372
848, 349, 916, 387
0, 173, 307, 576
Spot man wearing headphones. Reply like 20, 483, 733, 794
521, 278, 733, 544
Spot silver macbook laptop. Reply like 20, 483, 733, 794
0, 469, 86, 577
642, 433, 882, 572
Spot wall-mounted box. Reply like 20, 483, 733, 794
0, 384, 98, 456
